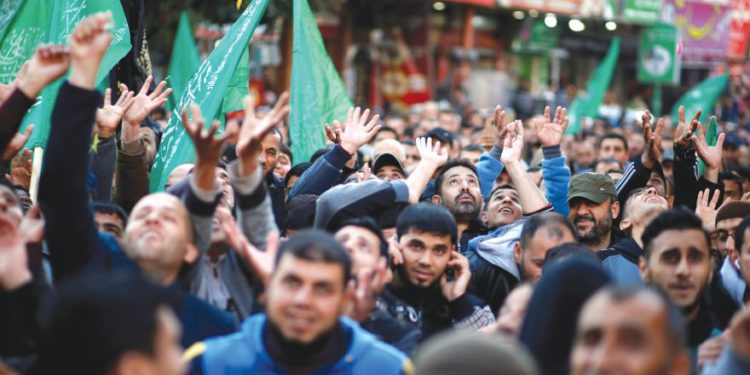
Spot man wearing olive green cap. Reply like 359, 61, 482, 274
567, 173, 620, 251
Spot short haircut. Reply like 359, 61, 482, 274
285, 162, 311, 188
594, 157, 623, 171
599, 133, 628, 151
520, 212, 575, 250
641, 209, 710, 258
396, 203, 457, 244
721, 172, 744, 196
434, 159, 479, 197
33, 273, 172, 375
91, 201, 129, 226
276, 229, 352, 284
543, 243, 597, 268
486, 184, 517, 205
284, 194, 318, 232
378, 126, 399, 139
596, 285, 687, 353
279, 143, 293, 165
734, 216, 750, 255
462, 144, 483, 153
339, 216, 389, 258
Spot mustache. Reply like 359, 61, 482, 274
455, 192, 477, 203
574, 214, 596, 223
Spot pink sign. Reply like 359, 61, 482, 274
663, 0, 732, 62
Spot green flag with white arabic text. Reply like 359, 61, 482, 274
670, 74, 728, 123
150, 0, 270, 192
290, 0, 353, 164
13, 0, 131, 149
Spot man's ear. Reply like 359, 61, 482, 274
183, 243, 199, 264
611, 200, 621, 220
432, 195, 443, 205
513, 242, 522, 264
619, 218, 632, 232
638, 256, 650, 282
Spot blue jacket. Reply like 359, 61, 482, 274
476, 145, 570, 216
200, 314, 410, 375
290, 145, 352, 200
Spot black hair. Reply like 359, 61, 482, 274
599, 133, 628, 151
396, 203, 457, 244
542, 242, 597, 269
284, 194, 318, 233
520, 212, 575, 250
276, 229, 352, 284
279, 143, 293, 165
462, 144, 483, 153
485, 184, 517, 205
735, 216, 750, 256
310, 145, 333, 163
339, 216, 389, 258
377, 126, 399, 139
434, 159, 479, 197
594, 157, 623, 172
285, 162, 311, 188
720, 172, 744, 196
32, 273, 172, 375
641, 209, 710, 258
91, 201, 129, 226
596, 285, 687, 353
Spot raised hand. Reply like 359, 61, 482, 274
6, 149, 33, 192
346, 257, 388, 322
416, 136, 448, 170
387, 235, 404, 266
535, 106, 568, 147
673, 106, 700, 150
181, 104, 238, 190
18, 45, 70, 99
440, 251, 471, 302
2, 125, 33, 162
492, 105, 508, 148
236, 92, 290, 176
68, 12, 113, 89
500, 120, 524, 165
96, 87, 135, 139
122, 76, 171, 130
696, 188, 721, 232
727, 304, 750, 360
328, 107, 381, 155
0, 215, 31, 291
355, 163, 372, 183
222, 217, 278, 285
695, 117, 725, 174
640, 111, 665, 170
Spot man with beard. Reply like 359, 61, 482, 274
186, 230, 410, 375
639, 210, 720, 369
571, 286, 691, 375
432, 159, 485, 252
568, 173, 620, 251
599, 187, 669, 284
377, 203, 495, 342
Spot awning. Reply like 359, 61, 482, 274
444, 0, 496, 7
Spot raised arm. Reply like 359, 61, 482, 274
290, 107, 380, 199
405, 137, 448, 204
535, 106, 571, 214
38, 13, 112, 281
501, 121, 549, 213
477, 106, 508, 198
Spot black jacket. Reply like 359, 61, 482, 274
467, 250, 519, 314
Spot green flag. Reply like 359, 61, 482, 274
697, 116, 718, 176
166, 12, 201, 111
290, 0, 353, 164
222, 47, 250, 114
16, 0, 131, 149
670, 73, 729, 123
0, 0, 51, 85
566, 37, 621, 135
150, 0, 271, 192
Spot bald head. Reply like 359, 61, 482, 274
372, 139, 406, 161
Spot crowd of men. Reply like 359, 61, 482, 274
4, 11, 750, 375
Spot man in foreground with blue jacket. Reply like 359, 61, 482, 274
185, 230, 410, 375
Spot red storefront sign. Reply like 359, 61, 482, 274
728, 0, 750, 59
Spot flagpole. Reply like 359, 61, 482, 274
652, 84, 662, 117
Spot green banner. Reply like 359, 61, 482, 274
511, 18, 560, 54
16, 0, 131, 149
670, 73, 728, 123
290, 0, 353, 164
150, 0, 271, 192
0, 0, 51, 85
0, 0, 25, 43
638, 23, 679, 84
566, 37, 621, 135
622, 0, 663, 24
166, 11, 201, 111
